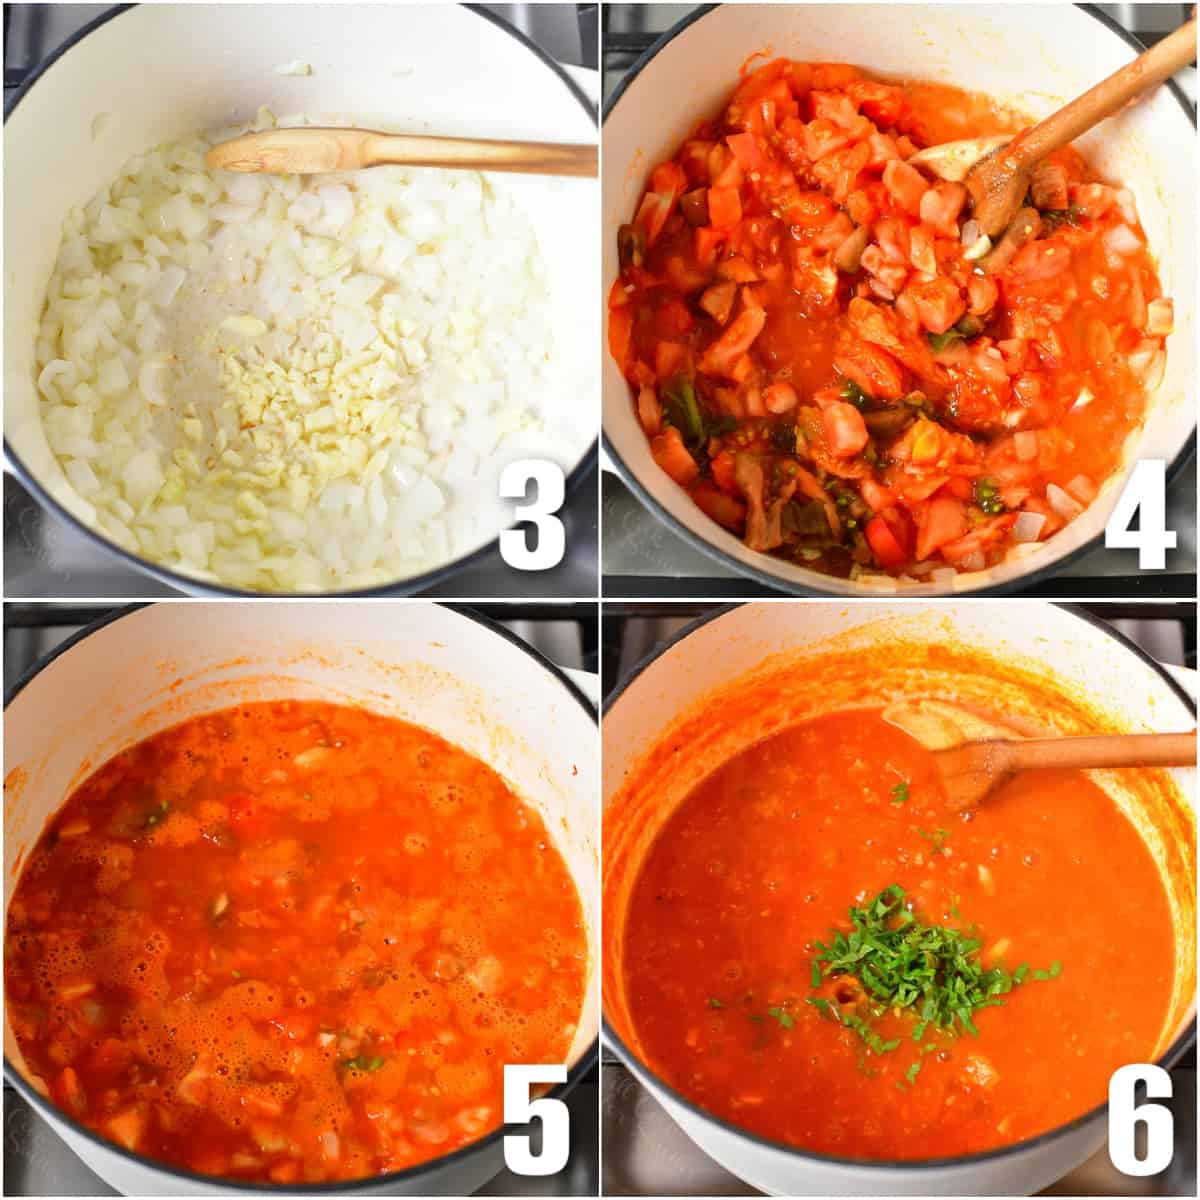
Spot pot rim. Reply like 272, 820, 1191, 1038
599, 2, 1197, 598
601, 599, 1198, 1174
3, 599, 600, 1193
2, 1, 599, 599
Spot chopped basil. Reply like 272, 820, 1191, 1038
767, 1005, 795, 1030
342, 1054, 385, 1073
917, 828, 951, 853
890, 781, 911, 806
707, 996, 725, 1009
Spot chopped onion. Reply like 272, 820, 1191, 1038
1146, 298, 1174, 336
1012, 430, 1038, 462
1046, 483, 1084, 521
274, 60, 313, 76
957, 550, 985, 572
1064, 474, 1097, 505
1103, 223, 1141, 256
931, 567, 959, 588
962, 234, 992, 262
960, 218, 980, 246
1012, 511, 1046, 543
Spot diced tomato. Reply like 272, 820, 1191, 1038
845, 189, 878, 228
694, 225, 726, 267
865, 515, 907, 568
637, 386, 663, 437
608, 308, 633, 374
804, 119, 851, 162
692, 480, 747, 529
764, 382, 799, 413
967, 275, 999, 315
708, 187, 743, 230
909, 226, 937, 275
700, 281, 738, 324
651, 162, 688, 197
860, 477, 895, 512
634, 191, 673, 247
713, 158, 744, 190
663, 255, 708, 294
822, 401, 869, 457
655, 342, 687, 380
882, 160, 928, 217
834, 339, 905, 401
1006, 241, 1071, 283
915, 496, 969, 560
656, 296, 694, 338
717, 256, 760, 284
918, 181, 968, 234
787, 191, 838, 228
846, 79, 908, 126
726, 132, 765, 170
699, 307, 767, 377
710, 449, 739, 494
651, 426, 700, 485
906, 276, 966, 334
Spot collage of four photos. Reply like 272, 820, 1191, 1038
2, 2, 1198, 1198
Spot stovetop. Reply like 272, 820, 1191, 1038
2, 601, 599, 1197
599, 602, 1197, 1197
599, 3, 1198, 599
2, 3, 599, 600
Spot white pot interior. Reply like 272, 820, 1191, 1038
4, 3, 598, 584
602, 601, 1196, 1193
601, 4, 1196, 595
4, 601, 599, 1191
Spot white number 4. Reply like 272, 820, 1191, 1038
503, 1064, 569, 1176
499, 460, 566, 571
1105, 459, 1177, 569
1108, 1063, 1173, 1176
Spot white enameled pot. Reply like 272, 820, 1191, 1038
601, 4, 1196, 596
3, 602, 599, 1196
3, 3, 598, 596
602, 601, 1196, 1196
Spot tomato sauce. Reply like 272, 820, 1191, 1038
608, 61, 1173, 580
622, 709, 1175, 1159
5, 701, 586, 1183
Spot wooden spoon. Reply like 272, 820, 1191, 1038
205, 127, 597, 177
908, 13, 1197, 236
883, 699, 1196, 812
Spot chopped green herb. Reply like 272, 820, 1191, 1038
810, 960, 822, 989
342, 1054, 385, 1073
767, 1005, 795, 1030
143, 799, 169, 829
903, 1060, 922, 1087
1032, 961, 1062, 981
662, 379, 704, 446
890, 781, 911, 806
927, 328, 964, 353
808, 885, 1061, 1063
1041, 204, 1082, 232
707, 996, 725, 1009
975, 477, 1006, 515
917, 828, 951, 853
231, 969, 242, 979
1013, 963, 1029, 984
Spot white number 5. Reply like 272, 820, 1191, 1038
499, 460, 566, 570
503, 1063, 569, 1176
1108, 1063, 1173, 1176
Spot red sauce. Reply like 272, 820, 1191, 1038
608, 60, 1171, 579
622, 709, 1175, 1158
5, 701, 586, 1183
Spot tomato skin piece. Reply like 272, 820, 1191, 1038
651, 426, 700, 485
692, 480, 747, 529
865, 515, 907, 568
708, 187, 744, 230
915, 495, 969, 561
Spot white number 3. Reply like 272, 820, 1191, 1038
503, 1063, 569, 1176
500, 460, 566, 570
1108, 1063, 1173, 1176
1105, 459, 1177, 569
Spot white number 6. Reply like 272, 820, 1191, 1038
1108, 1063, 1173, 1176
499, 460, 566, 570
503, 1063, 569, 1176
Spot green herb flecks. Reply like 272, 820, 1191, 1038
767, 1005, 795, 1030
143, 799, 169, 829
890, 780, 911, 806
707, 996, 725, 1009
808, 884, 1060, 1059
975, 477, 1006, 515
662, 379, 704, 447
917, 828, 951, 853
342, 1055, 385, 1074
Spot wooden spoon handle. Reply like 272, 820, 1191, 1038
1001, 729, 1197, 773
366, 133, 597, 177
206, 127, 597, 177
1014, 15, 1197, 167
